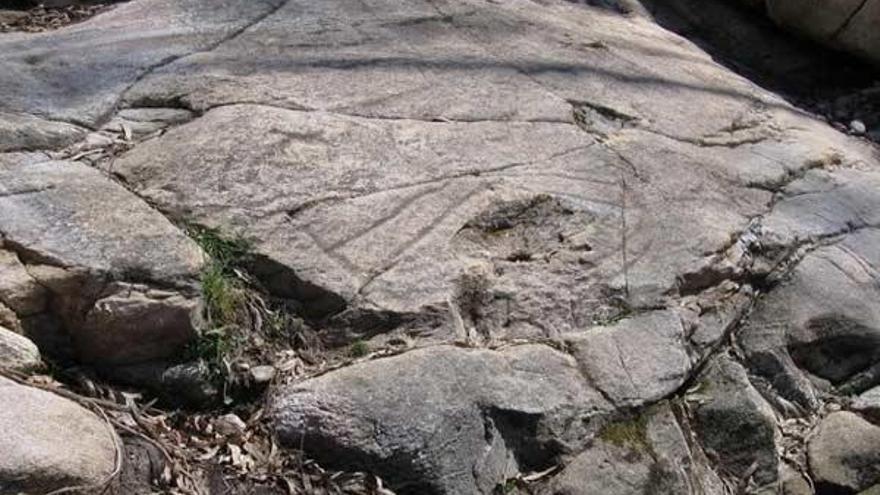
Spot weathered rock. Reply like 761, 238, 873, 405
0, 301, 20, 333
4, 0, 880, 491
249, 365, 276, 384
0, 111, 86, 152
215, 413, 247, 439
544, 402, 724, 495
741, 226, 880, 409
852, 386, 880, 423
105, 0, 875, 348
780, 464, 813, 495
0, 159, 204, 364
0, 248, 47, 317
691, 355, 780, 486
0, 0, 287, 126
766, 0, 880, 66
0, 325, 41, 372
808, 411, 880, 492
0, 376, 117, 494
564, 310, 693, 408
272, 344, 611, 494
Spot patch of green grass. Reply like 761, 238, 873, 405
349, 340, 369, 358
187, 224, 252, 270
201, 264, 245, 325
185, 223, 255, 376
187, 223, 252, 326
494, 478, 518, 494
189, 326, 237, 370
599, 414, 652, 455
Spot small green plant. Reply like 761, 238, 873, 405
201, 264, 244, 324
186, 224, 254, 375
494, 478, 518, 494
187, 224, 252, 269
349, 340, 369, 358
190, 327, 235, 367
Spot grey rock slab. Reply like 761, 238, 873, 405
740, 227, 880, 409
765, 0, 880, 65
691, 355, 780, 485
808, 411, 880, 492
759, 168, 880, 266
0, 247, 47, 317
0, 325, 41, 372
0, 159, 203, 281
111, 100, 782, 341
0, 376, 117, 494
123, 0, 786, 142
543, 402, 724, 495
271, 344, 612, 494
0, 0, 285, 127
564, 310, 693, 408
852, 386, 880, 423
112, 104, 640, 332
0, 159, 204, 364
0, 111, 86, 152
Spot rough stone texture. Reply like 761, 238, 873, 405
564, 310, 693, 408
692, 355, 780, 486
3, 0, 880, 492
0, 247, 47, 317
852, 386, 880, 423
741, 226, 880, 410
272, 344, 612, 494
766, 0, 880, 66
0, 159, 204, 364
0, 325, 41, 372
0, 111, 86, 152
808, 411, 880, 492
544, 402, 724, 495
0, 0, 287, 126
107, 0, 875, 346
0, 376, 116, 494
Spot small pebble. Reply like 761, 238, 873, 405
250, 365, 276, 384
214, 413, 247, 438
850, 119, 867, 135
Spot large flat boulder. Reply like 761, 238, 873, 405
0, 376, 117, 494
0, 159, 204, 364
271, 344, 612, 494
564, 310, 693, 408
3, 0, 880, 492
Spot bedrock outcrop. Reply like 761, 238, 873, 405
2, 0, 880, 493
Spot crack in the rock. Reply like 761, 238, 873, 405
281, 142, 596, 220
829, 0, 872, 41
0, 185, 55, 199
111, 0, 291, 128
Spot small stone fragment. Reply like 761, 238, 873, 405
0, 325, 41, 372
851, 119, 867, 135
249, 365, 276, 384
214, 413, 247, 439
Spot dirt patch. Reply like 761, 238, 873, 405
0, 3, 116, 33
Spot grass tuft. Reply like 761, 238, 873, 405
349, 340, 369, 358
186, 224, 254, 376
599, 414, 652, 455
